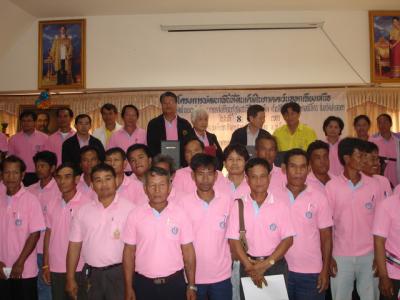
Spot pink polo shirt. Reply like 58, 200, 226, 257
373, 175, 392, 199
306, 172, 335, 196
44, 129, 75, 166
226, 193, 295, 257
372, 194, 400, 279
225, 177, 251, 201
0, 132, 8, 152
179, 191, 232, 284
277, 186, 333, 273
326, 139, 343, 176
269, 165, 287, 194
76, 176, 96, 200
117, 176, 148, 206
172, 167, 229, 194
165, 117, 178, 140
27, 179, 61, 254
394, 184, 400, 195
0, 187, 45, 278
8, 130, 48, 173
371, 134, 398, 187
326, 173, 382, 257
46, 191, 90, 273
107, 128, 147, 151
122, 201, 193, 278
69, 195, 134, 267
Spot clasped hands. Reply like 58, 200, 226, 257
244, 258, 269, 288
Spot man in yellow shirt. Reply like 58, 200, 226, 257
273, 102, 317, 153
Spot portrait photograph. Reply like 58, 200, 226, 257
38, 19, 86, 89
369, 11, 400, 83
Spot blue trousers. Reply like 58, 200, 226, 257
197, 278, 232, 300
287, 271, 325, 300
37, 254, 52, 300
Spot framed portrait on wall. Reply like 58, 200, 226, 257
38, 19, 86, 89
369, 11, 400, 83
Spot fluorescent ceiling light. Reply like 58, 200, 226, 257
160, 22, 324, 32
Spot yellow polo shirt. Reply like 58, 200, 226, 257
273, 123, 317, 152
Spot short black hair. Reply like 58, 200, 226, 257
105, 147, 126, 161
75, 114, 92, 125
20, 110, 37, 121
126, 144, 152, 158
223, 144, 250, 161
338, 137, 365, 166
80, 145, 100, 161
152, 154, 176, 175
56, 107, 74, 118
245, 157, 271, 176
281, 102, 301, 115
55, 162, 80, 177
283, 148, 309, 165
307, 140, 329, 159
33, 151, 57, 167
323, 116, 345, 136
144, 166, 171, 184
190, 153, 217, 172
255, 133, 278, 151
353, 114, 371, 127
183, 135, 204, 151
377, 113, 392, 126
1, 155, 26, 173
160, 91, 178, 103
90, 163, 116, 180
363, 141, 379, 154
247, 105, 265, 122
101, 103, 118, 114
121, 104, 139, 118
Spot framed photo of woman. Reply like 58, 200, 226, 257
369, 11, 400, 83
38, 19, 86, 89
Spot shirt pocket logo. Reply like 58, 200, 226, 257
269, 223, 277, 231
364, 202, 373, 210
171, 226, 179, 235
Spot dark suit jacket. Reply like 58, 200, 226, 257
205, 131, 224, 171
229, 124, 271, 146
62, 134, 105, 167
147, 114, 194, 167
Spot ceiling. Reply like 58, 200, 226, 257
10, 0, 400, 18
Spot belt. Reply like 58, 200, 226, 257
247, 254, 268, 261
87, 263, 122, 271
137, 269, 183, 285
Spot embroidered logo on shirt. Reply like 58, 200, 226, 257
15, 219, 22, 226
269, 223, 277, 231
365, 202, 373, 210
171, 226, 179, 235
305, 211, 313, 219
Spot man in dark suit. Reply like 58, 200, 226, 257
62, 114, 105, 167
229, 104, 271, 147
147, 91, 194, 167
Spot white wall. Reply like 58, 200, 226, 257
0, 10, 370, 91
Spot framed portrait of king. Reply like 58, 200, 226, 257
38, 19, 86, 89
369, 11, 400, 83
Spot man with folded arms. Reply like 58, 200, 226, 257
122, 167, 196, 300
278, 149, 333, 300
0, 156, 45, 299
179, 153, 232, 300
66, 163, 134, 300
43, 163, 89, 300
226, 157, 295, 299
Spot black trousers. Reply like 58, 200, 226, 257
23, 173, 38, 187
0, 277, 38, 300
134, 270, 187, 300
84, 264, 124, 300
50, 271, 87, 300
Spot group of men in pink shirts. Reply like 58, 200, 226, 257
0, 94, 399, 300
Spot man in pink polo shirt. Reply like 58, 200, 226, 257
306, 140, 334, 195
373, 193, 400, 299
255, 133, 286, 194
326, 137, 382, 300
173, 136, 228, 195
8, 110, 48, 186
323, 116, 345, 176
66, 163, 134, 300
76, 145, 101, 200
105, 147, 148, 206
126, 144, 152, 183
278, 149, 333, 300
362, 141, 392, 199
178, 154, 232, 300
122, 166, 196, 300
43, 162, 89, 300
0, 156, 45, 299
226, 157, 295, 299
27, 151, 59, 300
44, 107, 75, 166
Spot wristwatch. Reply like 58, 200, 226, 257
267, 259, 275, 266
187, 284, 198, 292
